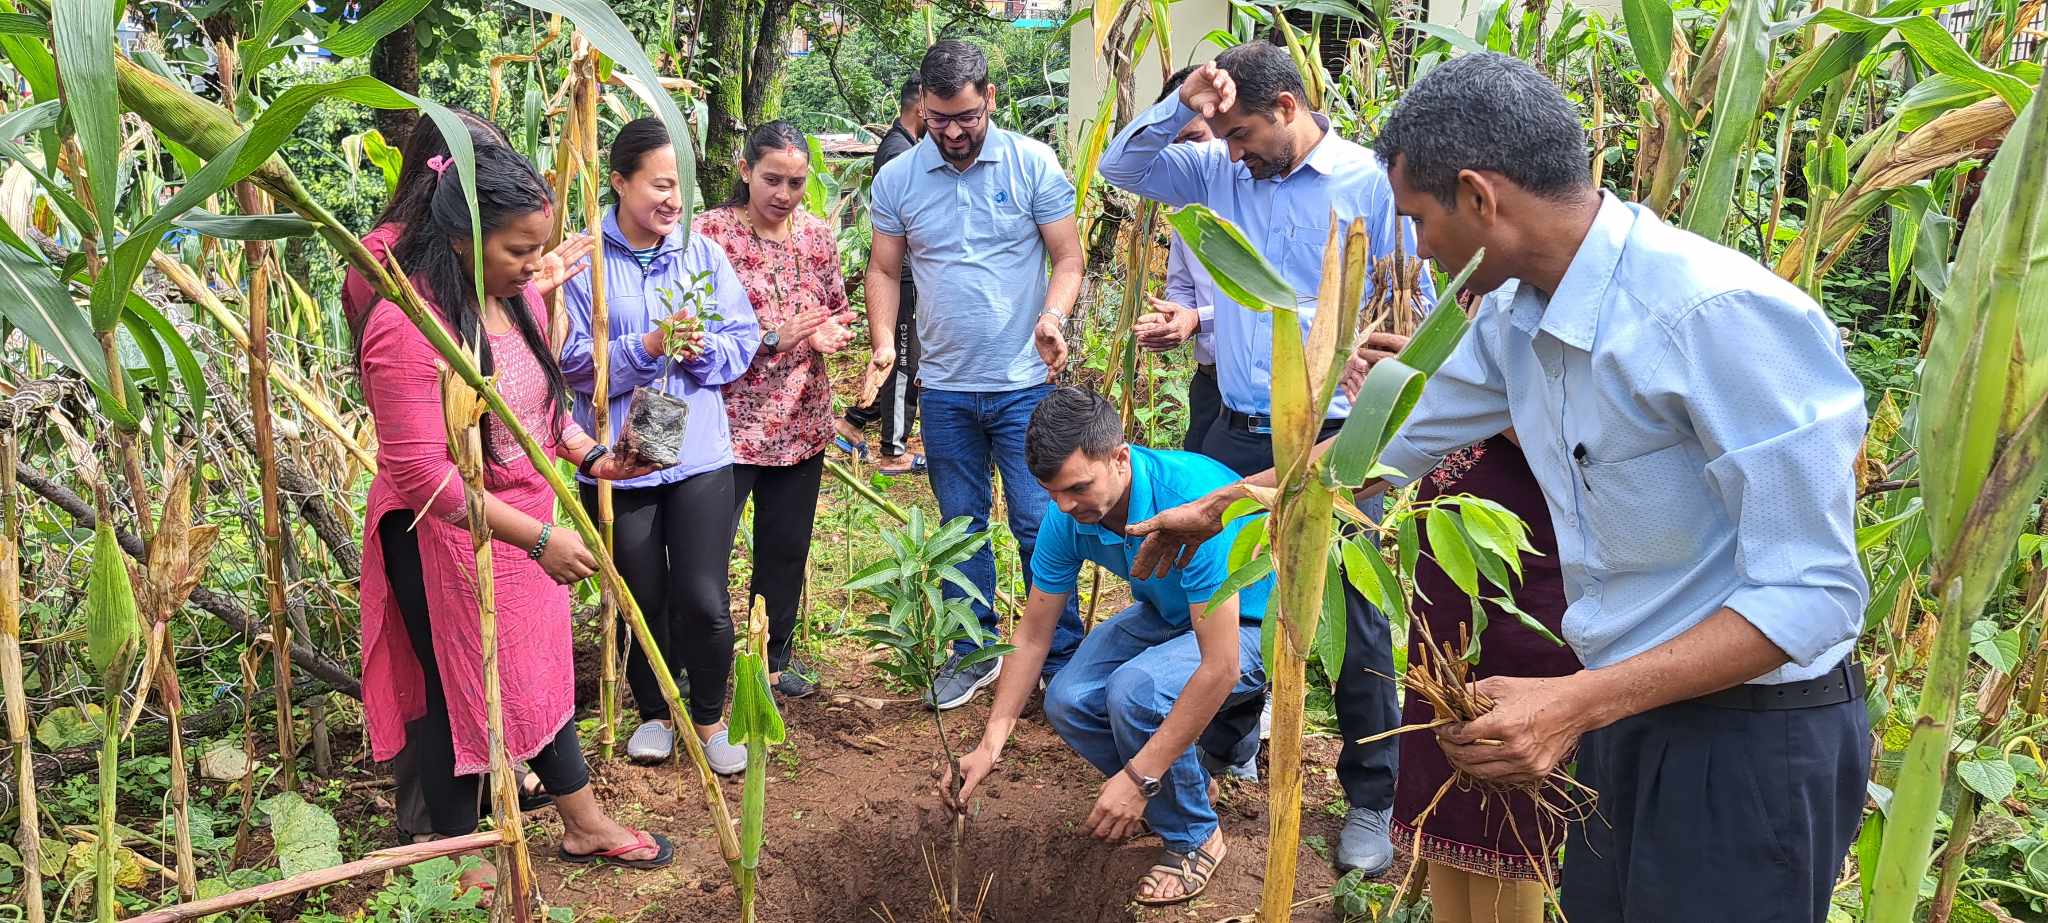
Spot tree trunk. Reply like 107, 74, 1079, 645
699, 0, 754, 205
369, 1, 421, 151
744, 0, 797, 126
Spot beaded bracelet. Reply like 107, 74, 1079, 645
528, 523, 553, 561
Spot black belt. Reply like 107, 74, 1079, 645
1222, 408, 1275, 434
1695, 659, 1863, 711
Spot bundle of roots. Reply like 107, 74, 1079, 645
1369, 619, 1600, 916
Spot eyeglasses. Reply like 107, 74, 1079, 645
922, 106, 987, 131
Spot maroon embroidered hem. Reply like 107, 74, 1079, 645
1393, 818, 1560, 883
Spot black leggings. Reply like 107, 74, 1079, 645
379, 512, 590, 837
732, 452, 824, 673
580, 468, 736, 726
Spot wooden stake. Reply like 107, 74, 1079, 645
127, 832, 504, 923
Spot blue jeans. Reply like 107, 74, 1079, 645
921, 384, 1084, 673
1042, 602, 1266, 853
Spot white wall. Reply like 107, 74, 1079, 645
1066, 0, 1231, 145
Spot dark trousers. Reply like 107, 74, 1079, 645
379, 512, 590, 837
732, 452, 825, 673
1196, 416, 1400, 812
580, 468, 737, 726
1182, 364, 1221, 453
844, 280, 919, 456
1563, 690, 1870, 923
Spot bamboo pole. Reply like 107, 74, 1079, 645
444, 368, 536, 922
576, 51, 621, 763
127, 832, 505, 923
0, 429, 43, 923
237, 183, 296, 794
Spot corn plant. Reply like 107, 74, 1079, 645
846, 509, 1010, 920
1167, 202, 1489, 920
730, 601, 788, 923
1868, 66, 2048, 923
84, 503, 140, 923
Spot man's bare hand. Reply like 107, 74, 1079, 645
1135, 295, 1200, 352
1126, 490, 1235, 580
1086, 770, 1150, 841
1036, 313, 1069, 379
1177, 62, 1238, 119
1339, 332, 1413, 400
943, 745, 998, 811
1437, 674, 1591, 786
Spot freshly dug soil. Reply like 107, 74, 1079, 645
513, 653, 1360, 922
618, 386, 689, 468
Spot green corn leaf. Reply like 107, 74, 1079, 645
1798, 10, 2032, 113
319, 0, 435, 57
0, 100, 98, 235
1316, 557, 1348, 684
84, 520, 138, 678
51, 0, 119, 243
0, 235, 105, 389
0, 0, 55, 102
1396, 248, 1485, 374
728, 652, 785, 747
0, 11, 44, 36
1897, 74, 1991, 132
1424, 508, 1480, 597
1328, 357, 1424, 487
1165, 204, 1298, 311
123, 294, 208, 435
1887, 194, 1928, 292
1211, 555, 1275, 611
1401, 21, 1489, 56
1621, 0, 1684, 122
173, 210, 320, 240
1680, 0, 1768, 243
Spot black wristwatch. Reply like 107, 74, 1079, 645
578, 444, 610, 477
760, 330, 781, 354
1123, 764, 1162, 799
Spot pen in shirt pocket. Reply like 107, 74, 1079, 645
1573, 443, 1592, 493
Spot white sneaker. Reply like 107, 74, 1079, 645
627, 720, 675, 762
703, 728, 748, 775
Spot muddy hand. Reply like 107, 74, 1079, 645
1126, 492, 1232, 580
947, 745, 997, 811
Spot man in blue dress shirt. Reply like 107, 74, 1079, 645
1130, 54, 1871, 922
1099, 40, 1427, 874
866, 39, 1088, 710
948, 387, 1272, 905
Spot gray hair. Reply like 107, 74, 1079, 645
1371, 52, 1590, 208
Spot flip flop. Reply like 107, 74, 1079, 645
833, 435, 871, 462
558, 828, 675, 870
518, 773, 554, 813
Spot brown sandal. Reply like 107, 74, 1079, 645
1135, 840, 1226, 906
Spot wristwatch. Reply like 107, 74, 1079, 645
760, 330, 782, 354
1122, 764, 1162, 799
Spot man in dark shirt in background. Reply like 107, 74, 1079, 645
839, 74, 928, 475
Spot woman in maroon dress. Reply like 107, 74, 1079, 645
1394, 434, 1581, 923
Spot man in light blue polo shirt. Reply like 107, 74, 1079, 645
1098, 40, 1426, 873
948, 388, 1270, 906
866, 39, 1087, 710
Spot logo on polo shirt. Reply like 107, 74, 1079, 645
995, 191, 1009, 204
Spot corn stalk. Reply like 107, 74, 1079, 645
572, 46, 621, 763
1869, 66, 2048, 923
85, 499, 140, 923
238, 181, 297, 795
0, 427, 42, 923
442, 368, 536, 922
729, 601, 787, 923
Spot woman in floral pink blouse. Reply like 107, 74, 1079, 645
695, 121, 856, 699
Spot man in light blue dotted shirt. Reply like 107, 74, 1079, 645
865, 39, 1088, 710
1130, 54, 1871, 923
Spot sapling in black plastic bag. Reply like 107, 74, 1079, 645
617, 273, 719, 468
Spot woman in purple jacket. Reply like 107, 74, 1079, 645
560, 117, 761, 773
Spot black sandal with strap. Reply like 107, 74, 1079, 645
1136, 840, 1226, 906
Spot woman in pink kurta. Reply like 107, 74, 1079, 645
695, 120, 857, 700
356, 140, 673, 889
344, 108, 591, 844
